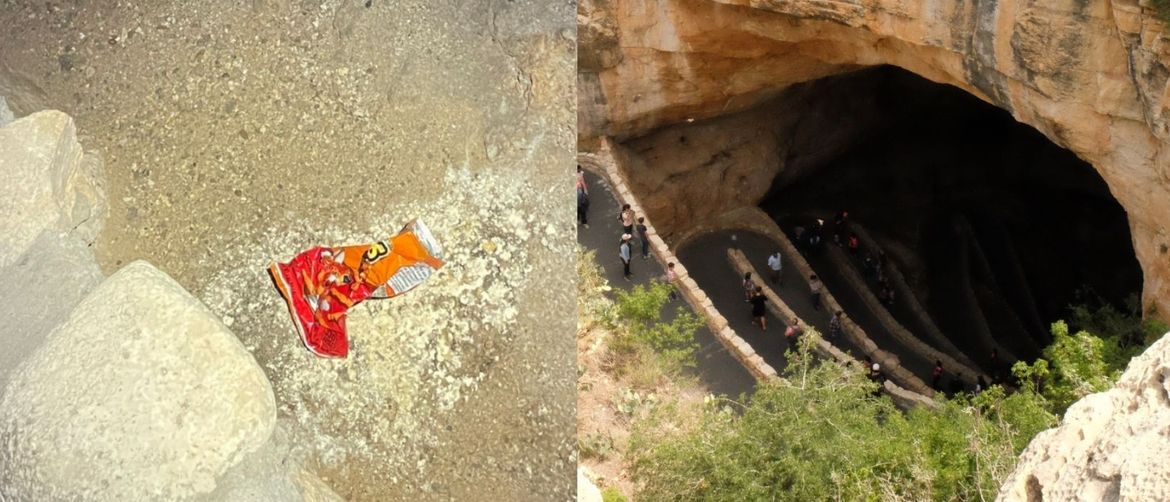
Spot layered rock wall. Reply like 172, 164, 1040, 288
578, 0, 1170, 318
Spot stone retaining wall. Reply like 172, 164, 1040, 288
847, 222, 981, 370
579, 138, 780, 383
728, 248, 935, 404
823, 237, 987, 386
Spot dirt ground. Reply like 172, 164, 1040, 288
576, 252, 710, 499
0, 0, 575, 499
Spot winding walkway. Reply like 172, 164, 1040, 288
576, 170, 756, 398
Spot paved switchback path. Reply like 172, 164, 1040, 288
678, 231, 833, 374
577, 172, 756, 398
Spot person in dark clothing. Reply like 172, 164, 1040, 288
833, 211, 848, 245
577, 188, 589, 228
932, 360, 944, 389
949, 375, 965, 395
636, 217, 650, 259
828, 311, 843, 340
976, 375, 988, 393
743, 272, 754, 303
847, 233, 860, 254
750, 287, 768, 331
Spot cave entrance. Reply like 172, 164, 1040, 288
761, 65, 1142, 364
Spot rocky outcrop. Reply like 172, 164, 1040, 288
578, 0, 1170, 319
0, 230, 103, 391
0, 110, 105, 268
998, 331, 1170, 501
0, 260, 277, 501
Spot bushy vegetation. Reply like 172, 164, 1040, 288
609, 282, 702, 373
1153, 0, 1170, 24
628, 335, 1057, 501
1013, 295, 1166, 415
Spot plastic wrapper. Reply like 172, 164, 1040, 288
268, 219, 444, 358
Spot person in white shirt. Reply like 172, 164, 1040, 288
767, 252, 782, 284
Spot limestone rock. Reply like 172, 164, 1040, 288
577, 468, 603, 502
578, 0, 1170, 318
0, 260, 277, 502
196, 421, 343, 502
0, 110, 106, 268
997, 331, 1170, 501
0, 230, 103, 393
0, 95, 12, 126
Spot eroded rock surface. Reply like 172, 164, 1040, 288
998, 331, 1170, 501
578, 0, 1170, 317
0, 260, 276, 502
0, 110, 105, 268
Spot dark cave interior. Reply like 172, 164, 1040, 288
760, 65, 1142, 363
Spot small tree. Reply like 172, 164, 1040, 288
611, 282, 702, 376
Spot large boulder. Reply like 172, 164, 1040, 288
195, 421, 344, 502
0, 260, 277, 501
998, 331, 1170, 501
0, 110, 106, 268
0, 230, 103, 392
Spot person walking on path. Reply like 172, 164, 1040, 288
619, 234, 633, 281
809, 274, 823, 310
750, 287, 768, 331
847, 233, 860, 255
618, 204, 635, 235
636, 217, 650, 259
577, 186, 590, 228
767, 251, 783, 284
784, 317, 803, 347
576, 165, 587, 194
742, 272, 755, 303
828, 310, 843, 340
664, 262, 679, 301
932, 360, 944, 390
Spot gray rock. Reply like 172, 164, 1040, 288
0, 261, 277, 502
0, 96, 12, 126
0, 230, 103, 394
196, 421, 344, 502
0, 110, 106, 268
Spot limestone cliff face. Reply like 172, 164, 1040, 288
998, 330, 1170, 501
578, 0, 1170, 318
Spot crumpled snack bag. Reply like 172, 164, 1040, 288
268, 219, 444, 358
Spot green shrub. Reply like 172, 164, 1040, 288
628, 338, 1056, 501
611, 282, 702, 376
601, 486, 628, 502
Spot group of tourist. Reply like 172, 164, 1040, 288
577, 166, 676, 298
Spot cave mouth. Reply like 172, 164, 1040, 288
760, 65, 1142, 363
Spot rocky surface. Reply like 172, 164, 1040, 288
0, 96, 12, 126
577, 0, 1170, 318
0, 110, 105, 268
998, 331, 1170, 501
0, 1, 576, 498
0, 260, 276, 502
0, 230, 103, 392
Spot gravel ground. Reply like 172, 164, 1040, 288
0, 0, 576, 499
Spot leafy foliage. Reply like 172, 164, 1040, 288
601, 486, 629, 502
1153, 0, 1170, 24
610, 282, 703, 376
628, 336, 1057, 501
1011, 297, 1165, 415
